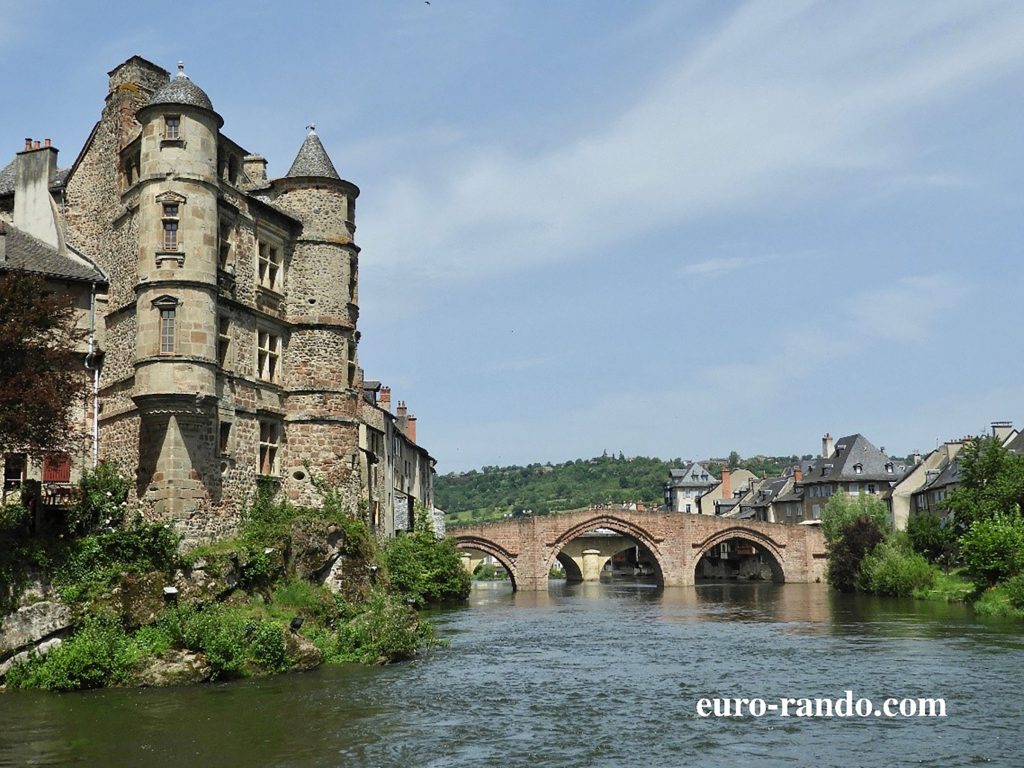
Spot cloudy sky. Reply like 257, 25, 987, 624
3, 1, 1022, 471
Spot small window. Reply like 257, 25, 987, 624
219, 422, 232, 455
257, 330, 281, 383
885, 462, 894, 473
867, 484, 877, 495
258, 242, 282, 291
848, 483, 859, 496
162, 203, 179, 251
218, 221, 232, 270
259, 420, 280, 475
853, 463, 863, 474
217, 316, 231, 368
165, 116, 180, 141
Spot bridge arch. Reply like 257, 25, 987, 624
546, 514, 666, 587
692, 526, 787, 583
452, 536, 520, 591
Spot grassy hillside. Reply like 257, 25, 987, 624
437, 453, 801, 526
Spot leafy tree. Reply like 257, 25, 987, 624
0, 270, 87, 456
906, 512, 957, 567
820, 493, 889, 546
943, 437, 1024, 529
728, 451, 741, 470
959, 511, 1024, 588
821, 493, 889, 593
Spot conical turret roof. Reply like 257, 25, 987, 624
146, 62, 217, 115
286, 126, 340, 179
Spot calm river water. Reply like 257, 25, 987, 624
1, 581, 1022, 767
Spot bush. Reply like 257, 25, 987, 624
155, 603, 292, 678
827, 515, 885, 593
4, 616, 134, 691
54, 519, 179, 603
907, 512, 957, 565
959, 511, 1024, 588
66, 461, 131, 535
383, 531, 471, 607
334, 592, 435, 664
1002, 573, 1024, 610
857, 537, 936, 596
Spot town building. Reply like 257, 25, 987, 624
0, 56, 435, 544
664, 462, 717, 513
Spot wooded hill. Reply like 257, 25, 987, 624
437, 452, 803, 525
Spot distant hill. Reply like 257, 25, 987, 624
437, 452, 800, 525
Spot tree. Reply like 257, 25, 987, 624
728, 451, 741, 470
943, 437, 1024, 529
959, 511, 1024, 588
906, 512, 957, 567
0, 270, 87, 456
821, 494, 889, 593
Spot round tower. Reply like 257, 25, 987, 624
269, 127, 362, 506
131, 63, 223, 524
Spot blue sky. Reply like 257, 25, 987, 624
3, 1, 1023, 472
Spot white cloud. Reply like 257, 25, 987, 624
360, 1, 1024, 294
680, 254, 782, 276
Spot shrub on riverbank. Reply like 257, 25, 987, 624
381, 506, 470, 608
958, 511, 1024, 588
856, 537, 935, 597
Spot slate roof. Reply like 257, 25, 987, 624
0, 160, 69, 197
920, 459, 961, 493
0, 222, 105, 282
145, 63, 219, 119
802, 434, 905, 483
742, 476, 791, 510
286, 129, 340, 179
667, 462, 718, 488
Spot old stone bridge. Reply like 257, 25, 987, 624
450, 505, 828, 591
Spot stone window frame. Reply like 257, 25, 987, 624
164, 115, 181, 141
152, 295, 181, 355
258, 419, 282, 476
256, 328, 282, 384
217, 315, 231, 369
257, 240, 284, 293
218, 217, 234, 272
155, 192, 188, 266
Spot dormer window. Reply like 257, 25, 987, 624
885, 462, 894, 473
165, 116, 181, 141
853, 463, 863, 474
162, 203, 179, 251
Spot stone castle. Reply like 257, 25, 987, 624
0, 56, 434, 543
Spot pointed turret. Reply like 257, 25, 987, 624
285, 125, 340, 179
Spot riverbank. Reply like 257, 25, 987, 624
1, 467, 470, 691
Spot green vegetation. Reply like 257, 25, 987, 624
821, 436, 1024, 618
437, 452, 799, 524
2, 465, 467, 691
381, 506, 470, 607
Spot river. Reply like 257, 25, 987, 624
1, 581, 1022, 767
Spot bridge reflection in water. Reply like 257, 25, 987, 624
452, 504, 827, 591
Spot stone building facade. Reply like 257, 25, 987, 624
1, 56, 434, 544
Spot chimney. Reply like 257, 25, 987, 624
408, 414, 417, 444
822, 432, 835, 459
13, 139, 63, 251
379, 386, 391, 413
242, 154, 268, 186
912, 450, 922, 466
794, 465, 802, 484
396, 401, 408, 433
721, 467, 731, 500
